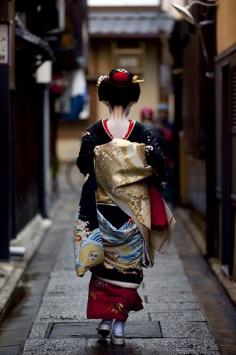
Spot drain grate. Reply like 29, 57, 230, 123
45, 321, 162, 339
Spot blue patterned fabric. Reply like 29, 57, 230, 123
97, 210, 145, 271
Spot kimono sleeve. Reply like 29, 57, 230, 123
143, 129, 168, 188
76, 128, 97, 176
74, 125, 103, 277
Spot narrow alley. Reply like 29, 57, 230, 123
0, 166, 235, 355
1, 0, 236, 354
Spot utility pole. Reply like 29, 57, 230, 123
0, 0, 11, 259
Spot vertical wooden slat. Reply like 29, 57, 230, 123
220, 64, 231, 268
0, 2, 11, 259
15, 44, 39, 233
216, 50, 236, 278
231, 66, 236, 197
231, 65, 236, 279
232, 67, 236, 129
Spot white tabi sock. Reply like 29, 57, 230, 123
113, 320, 125, 337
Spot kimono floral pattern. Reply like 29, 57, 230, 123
97, 210, 145, 271
73, 219, 104, 277
87, 277, 143, 321
73, 219, 90, 243
107, 302, 124, 314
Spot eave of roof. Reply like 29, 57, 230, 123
88, 10, 174, 37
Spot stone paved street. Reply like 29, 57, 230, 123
1, 165, 236, 354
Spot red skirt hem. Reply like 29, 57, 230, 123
87, 276, 143, 321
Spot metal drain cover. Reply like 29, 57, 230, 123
45, 321, 162, 339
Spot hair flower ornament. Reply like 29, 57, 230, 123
97, 75, 108, 87
132, 75, 144, 84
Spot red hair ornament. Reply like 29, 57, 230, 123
97, 69, 144, 87
111, 71, 130, 83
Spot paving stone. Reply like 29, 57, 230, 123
23, 231, 219, 353
128, 311, 150, 321
36, 310, 87, 322
18, 173, 224, 354
148, 261, 184, 269
45, 321, 162, 339
146, 291, 196, 303
86, 338, 219, 354
145, 302, 201, 312
143, 283, 193, 293
160, 320, 212, 338
143, 274, 189, 282
150, 310, 205, 322
44, 279, 87, 295
23, 339, 87, 354
28, 321, 49, 339
36, 301, 87, 322
46, 270, 77, 279
86, 339, 172, 355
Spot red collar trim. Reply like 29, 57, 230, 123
124, 119, 135, 139
102, 119, 135, 140
102, 119, 113, 139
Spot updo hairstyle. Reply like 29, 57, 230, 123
98, 69, 141, 108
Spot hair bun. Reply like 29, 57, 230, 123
109, 69, 131, 84
98, 68, 141, 106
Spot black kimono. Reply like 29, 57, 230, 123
74, 119, 168, 321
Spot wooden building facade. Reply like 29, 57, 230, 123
87, 5, 174, 124
215, 0, 236, 279
170, 0, 236, 281
0, 0, 87, 259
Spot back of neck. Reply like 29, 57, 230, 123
109, 106, 127, 121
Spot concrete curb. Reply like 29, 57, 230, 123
0, 215, 52, 321
176, 207, 236, 306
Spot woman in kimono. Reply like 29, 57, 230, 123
74, 69, 170, 346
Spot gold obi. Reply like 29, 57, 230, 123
94, 138, 175, 264
94, 139, 153, 262
96, 185, 114, 205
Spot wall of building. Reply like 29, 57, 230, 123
217, 0, 236, 54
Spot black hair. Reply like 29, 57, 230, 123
98, 69, 140, 108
